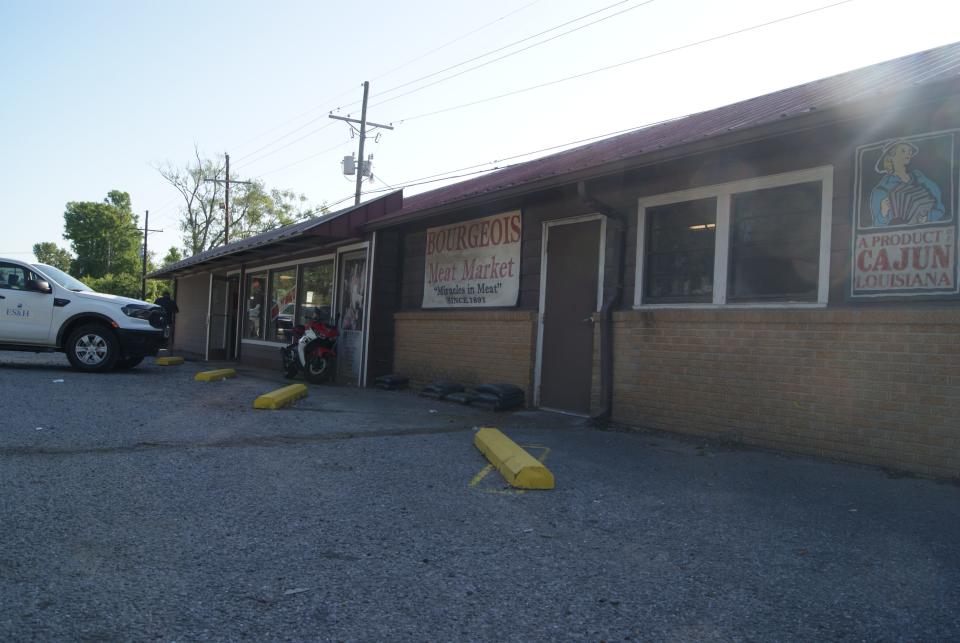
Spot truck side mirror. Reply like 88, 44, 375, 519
26, 279, 53, 294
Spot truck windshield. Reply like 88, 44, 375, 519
34, 263, 93, 292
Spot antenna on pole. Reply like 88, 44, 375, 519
329, 81, 394, 205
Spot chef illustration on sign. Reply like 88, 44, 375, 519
870, 139, 946, 227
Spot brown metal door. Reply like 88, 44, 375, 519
226, 276, 239, 360
539, 219, 602, 413
207, 276, 229, 360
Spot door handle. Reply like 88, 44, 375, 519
0, 294, 5, 299
581, 315, 594, 323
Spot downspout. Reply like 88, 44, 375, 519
577, 181, 627, 424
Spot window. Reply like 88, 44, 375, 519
245, 273, 266, 339
636, 167, 832, 307
239, 251, 365, 345
266, 268, 297, 342
297, 261, 334, 325
728, 182, 821, 302
0, 263, 39, 290
644, 198, 716, 303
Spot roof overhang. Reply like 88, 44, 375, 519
150, 190, 402, 279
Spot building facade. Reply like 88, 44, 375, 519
154, 44, 960, 479
370, 44, 960, 478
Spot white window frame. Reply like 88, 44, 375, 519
635, 166, 833, 309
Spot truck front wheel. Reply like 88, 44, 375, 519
65, 324, 120, 372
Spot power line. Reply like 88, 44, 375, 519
370, 0, 542, 83
214, 0, 853, 216
232, 118, 338, 166
229, 1, 644, 184
395, 0, 855, 123
231, 121, 339, 170
231, 85, 359, 153
251, 138, 354, 179
383, 120, 679, 187
279, 115, 654, 212
323, 120, 673, 206
226, 4, 541, 166
370, 0, 653, 109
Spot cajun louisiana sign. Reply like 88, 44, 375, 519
423, 210, 521, 308
851, 130, 959, 299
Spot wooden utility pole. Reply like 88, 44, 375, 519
329, 81, 393, 205
354, 82, 369, 206
205, 153, 252, 246
225, 154, 231, 243
139, 210, 162, 300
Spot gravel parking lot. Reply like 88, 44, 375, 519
1, 352, 958, 641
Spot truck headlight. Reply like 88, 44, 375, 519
122, 304, 160, 321
121, 304, 166, 328
122, 304, 152, 318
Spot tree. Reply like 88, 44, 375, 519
157, 148, 226, 256
162, 246, 183, 266
230, 182, 316, 238
32, 242, 73, 271
157, 148, 316, 255
63, 190, 142, 279
84, 273, 144, 299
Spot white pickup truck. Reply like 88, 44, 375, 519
0, 257, 169, 372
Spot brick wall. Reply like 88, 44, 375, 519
610, 308, 960, 479
394, 310, 537, 394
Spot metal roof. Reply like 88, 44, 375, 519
150, 191, 402, 277
371, 41, 960, 227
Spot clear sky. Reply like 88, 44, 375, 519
1, 0, 957, 263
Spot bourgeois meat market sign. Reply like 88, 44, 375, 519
422, 211, 521, 308
850, 130, 959, 299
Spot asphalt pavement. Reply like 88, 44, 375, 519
0, 352, 958, 642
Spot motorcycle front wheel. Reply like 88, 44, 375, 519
305, 355, 335, 384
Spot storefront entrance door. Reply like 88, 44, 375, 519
537, 217, 603, 414
207, 275, 230, 360
336, 249, 368, 386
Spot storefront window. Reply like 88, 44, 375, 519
644, 198, 716, 303
266, 268, 297, 343
245, 273, 266, 339
728, 182, 821, 302
339, 254, 367, 332
297, 261, 334, 325
637, 168, 831, 307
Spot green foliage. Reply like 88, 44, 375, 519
63, 190, 142, 279
231, 182, 314, 239
162, 246, 183, 266
32, 242, 73, 271
84, 273, 143, 299
84, 272, 169, 302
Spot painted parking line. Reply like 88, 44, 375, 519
473, 427, 555, 490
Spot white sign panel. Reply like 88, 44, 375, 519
422, 211, 522, 308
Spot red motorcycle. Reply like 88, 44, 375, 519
281, 307, 339, 383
